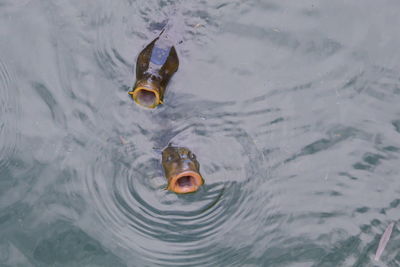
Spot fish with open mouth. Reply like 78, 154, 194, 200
129, 29, 179, 108
162, 145, 204, 194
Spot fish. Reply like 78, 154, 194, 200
129, 28, 179, 108
162, 145, 204, 194
374, 222, 395, 261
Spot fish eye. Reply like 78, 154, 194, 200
189, 152, 196, 160
150, 74, 160, 81
167, 155, 173, 162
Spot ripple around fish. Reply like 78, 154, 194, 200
91, 0, 236, 92
62, 1, 285, 264
91, 1, 185, 88
0, 60, 20, 178
77, 108, 279, 265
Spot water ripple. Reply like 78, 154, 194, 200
0, 59, 20, 180
4, 0, 400, 265
67, 97, 280, 266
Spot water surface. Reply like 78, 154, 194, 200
1, 0, 400, 266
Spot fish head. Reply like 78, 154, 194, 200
162, 146, 204, 194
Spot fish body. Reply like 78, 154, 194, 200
129, 30, 179, 108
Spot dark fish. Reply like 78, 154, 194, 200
129, 29, 179, 108
162, 145, 204, 194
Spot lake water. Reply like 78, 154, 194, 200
1, 0, 400, 266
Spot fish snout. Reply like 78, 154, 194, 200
167, 171, 204, 194
129, 80, 163, 108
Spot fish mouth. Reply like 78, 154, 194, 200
168, 171, 203, 194
129, 86, 161, 108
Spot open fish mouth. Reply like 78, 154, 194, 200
129, 86, 161, 108
167, 171, 204, 194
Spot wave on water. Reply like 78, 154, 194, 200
0, 59, 20, 182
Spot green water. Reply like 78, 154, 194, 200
1, 0, 400, 266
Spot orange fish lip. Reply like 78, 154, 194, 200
167, 171, 204, 194
129, 85, 162, 108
